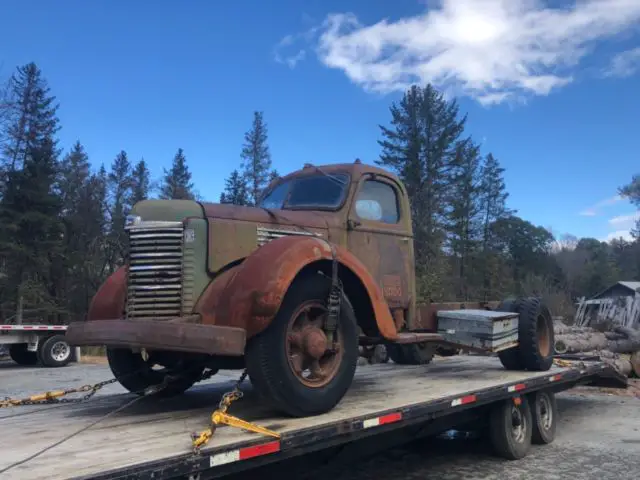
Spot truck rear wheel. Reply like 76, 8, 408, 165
39, 334, 73, 368
498, 297, 554, 372
388, 342, 435, 365
9, 344, 38, 366
245, 272, 359, 417
106, 348, 208, 397
531, 390, 557, 444
489, 396, 532, 460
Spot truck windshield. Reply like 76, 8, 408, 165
259, 173, 349, 210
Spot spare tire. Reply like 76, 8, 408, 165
497, 297, 554, 372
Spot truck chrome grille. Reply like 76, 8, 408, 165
257, 226, 320, 247
126, 221, 184, 321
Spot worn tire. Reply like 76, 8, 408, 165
435, 346, 460, 357
531, 391, 557, 444
245, 272, 359, 417
489, 397, 533, 460
497, 297, 554, 372
9, 344, 38, 366
39, 335, 73, 367
388, 342, 436, 365
106, 348, 206, 397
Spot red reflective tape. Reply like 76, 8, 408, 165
451, 394, 477, 407
378, 412, 402, 425
508, 383, 526, 392
549, 374, 562, 382
238, 441, 280, 460
0, 326, 11, 329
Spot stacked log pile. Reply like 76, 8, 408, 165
554, 321, 640, 377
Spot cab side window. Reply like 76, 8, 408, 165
355, 180, 399, 224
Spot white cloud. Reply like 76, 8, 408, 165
609, 211, 640, 228
603, 229, 634, 242
604, 47, 640, 78
578, 194, 623, 216
276, 0, 640, 104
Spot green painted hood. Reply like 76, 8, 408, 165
130, 199, 204, 222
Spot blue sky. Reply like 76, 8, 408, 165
1, 0, 639, 243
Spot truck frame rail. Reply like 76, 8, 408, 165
0, 356, 627, 480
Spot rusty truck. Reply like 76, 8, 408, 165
65, 160, 557, 418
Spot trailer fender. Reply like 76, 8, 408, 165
204, 235, 397, 340
87, 266, 128, 321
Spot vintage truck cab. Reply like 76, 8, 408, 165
66, 160, 554, 417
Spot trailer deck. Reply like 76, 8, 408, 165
0, 356, 626, 480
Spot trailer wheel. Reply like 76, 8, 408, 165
245, 272, 359, 417
388, 342, 435, 365
497, 297, 554, 372
531, 391, 557, 444
39, 335, 73, 367
106, 348, 209, 397
489, 396, 532, 460
9, 344, 38, 366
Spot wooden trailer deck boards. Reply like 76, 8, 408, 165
0, 356, 624, 480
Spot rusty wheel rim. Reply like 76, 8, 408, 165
536, 315, 551, 357
285, 300, 343, 388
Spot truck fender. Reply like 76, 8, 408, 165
87, 266, 128, 321
208, 235, 398, 340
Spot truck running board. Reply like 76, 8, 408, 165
359, 332, 443, 345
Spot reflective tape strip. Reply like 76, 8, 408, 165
362, 412, 402, 429
548, 374, 563, 382
0, 325, 67, 331
507, 383, 526, 393
209, 441, 280, 467
451, 394, 477, 407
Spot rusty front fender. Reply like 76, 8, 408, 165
87, 266, 128, 321
206, 235, 398, 340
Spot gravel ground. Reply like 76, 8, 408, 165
2, 359, 639, 479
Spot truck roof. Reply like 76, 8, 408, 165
279, 161, 403, 185
0, 356, 625, 480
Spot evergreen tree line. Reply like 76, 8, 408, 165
0, 62, 637, 324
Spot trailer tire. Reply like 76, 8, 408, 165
9, 344, 38, 366
388, 343, 435, 365
497, 297, 554, 372
245, 272, 359, 417
531, 390, 557, 444
39, 335, 73, 367
106, 348, 207, 398
489, 396, 532, 460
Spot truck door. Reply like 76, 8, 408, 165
346, 174, 414, 325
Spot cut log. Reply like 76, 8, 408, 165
631, 351, 640, 378
554, 327, 640, 355
554, 333, 608, 354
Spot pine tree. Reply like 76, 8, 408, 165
159, 148, 195, 200
447, 139, 483, 299
240, 111, 272, 206
106, 150, 133, 270
377, 84, 466, 300
477, 153, 513, 298
0, 62, 62, 323
220, 169, 249, 205
131, 158, 151, 205
619, 174, 640, 238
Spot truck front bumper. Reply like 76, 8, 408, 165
65, 319, 246, 356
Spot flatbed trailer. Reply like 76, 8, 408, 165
0, 325, 75, 368
0, 355, 626, 480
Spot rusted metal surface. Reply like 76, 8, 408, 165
414, 301, 501, 332
65, 318, 246, 356
194, 266, 239, 325
87, 266, 128, 322
285, 300, 342, 388
213, 234, 399, 340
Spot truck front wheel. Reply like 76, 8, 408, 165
106, 348, 209, 397
245, 272, 359, 417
